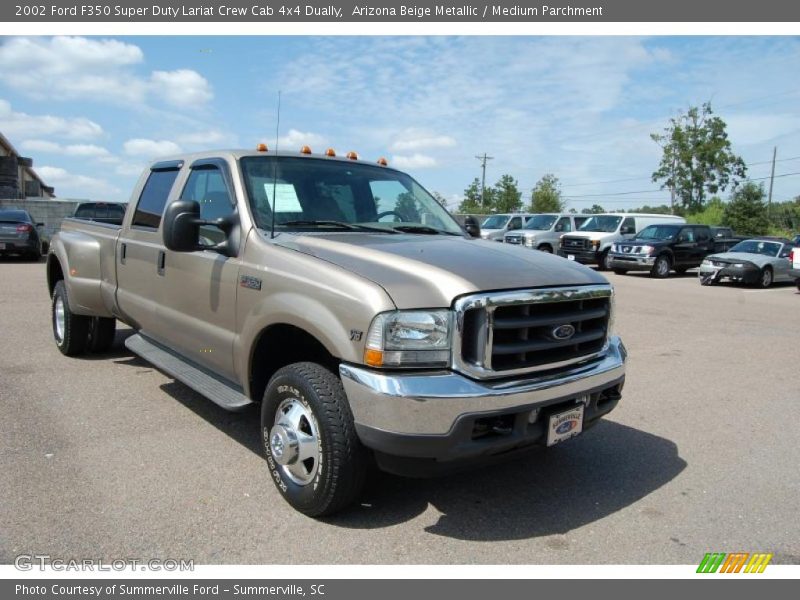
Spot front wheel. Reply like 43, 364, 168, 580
597, 250, 612, 271
612, 268, 627, 275
650, 255, 671, 278
52, 280, 90, 356
261, 362, 367, 517
538, 245, 553, 254
757, 266, 773, 288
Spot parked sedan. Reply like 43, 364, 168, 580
698, 238, 794, 288
0, 209, 44, 260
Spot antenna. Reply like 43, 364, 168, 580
270, 90, 282, 239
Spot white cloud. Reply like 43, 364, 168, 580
276, 129, 328, 150
21, 139, 111, 158
37, 166, 120, 197
0, 37, 211, 108
0, 100, 103, 140
123, 138, 182, 158
20, 140, 61, 153
390, 131, 457, 152
391, 153, 437, 169
177, 129, 236, 148
151, 69, 213, 107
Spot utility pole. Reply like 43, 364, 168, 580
475, 153, 494, 209
767, 146, 777, 216
670, 154, 677, 215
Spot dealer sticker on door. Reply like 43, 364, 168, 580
546, 405, 584, 446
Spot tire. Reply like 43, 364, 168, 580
757, 266, 773, 289
52, 280, 90, 356
538, 245, 553, 254
261, 362, 367, 517
88, 317, 116, 353
597, 250, 612, 271
650, 254, 671, 278
612, 268, 627, 275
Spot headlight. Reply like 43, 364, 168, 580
701, 259, 711, 266
591, 239, 601, 249
732, 263, 744, 268
610, 244, 619, 253
640, 245, 655, 255
607, 290, 616, 337
364, 310, 451, 368
525, 236, 535, 247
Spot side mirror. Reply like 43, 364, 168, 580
463, 216, 481, 238
163, 200, 203, 252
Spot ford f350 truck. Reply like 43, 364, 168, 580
46, 148, 627, 517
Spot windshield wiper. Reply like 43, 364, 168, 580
280, 220, 397, 233
389, 224, 461, 235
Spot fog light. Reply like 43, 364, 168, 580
528, 408, 540, 424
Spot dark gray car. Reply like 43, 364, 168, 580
0, 209, 43, 260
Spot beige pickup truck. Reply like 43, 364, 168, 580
46, 148, 627, 516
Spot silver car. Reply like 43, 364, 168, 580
698, 238, 795, 288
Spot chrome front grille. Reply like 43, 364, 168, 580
561, 237, 588, 250
453, 285, 612, 379
505, 235, 523, 245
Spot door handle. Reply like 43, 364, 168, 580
120, 243, 127, 265
157, 250, 166, 276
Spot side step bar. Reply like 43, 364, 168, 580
125, 333, 253, 411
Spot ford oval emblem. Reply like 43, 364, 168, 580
551, 324, 576, 341
556, 420, 577, 434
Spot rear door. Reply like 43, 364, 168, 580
157, 158, 241, 380
115, 161, 182, 342
693, 227, 714, 263
673, 226, 696, 266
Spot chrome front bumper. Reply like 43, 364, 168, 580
608, 255, 656, 270
339, 336, 626, 436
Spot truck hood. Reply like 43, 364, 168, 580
276, 232, 607, 308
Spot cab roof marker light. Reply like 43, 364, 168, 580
325, 148, 336, 157
300, 145, 312, 154
256, 143, 268, 152
377, 157, 388, 166
346, 151, 359, 160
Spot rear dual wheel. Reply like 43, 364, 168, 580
52, 280, 116, 355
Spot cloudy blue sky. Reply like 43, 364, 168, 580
0, 35, 798, 210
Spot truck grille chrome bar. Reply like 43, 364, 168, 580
453, 285, 613, 379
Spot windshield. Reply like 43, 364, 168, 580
240, 157, 463, 235
729, 240, 781, 257
523, 214, 558, 231
578, 215, 622, 233
481, 215, 510, 229
636, 225, 678, 241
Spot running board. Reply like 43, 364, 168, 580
125, 333, 253, 411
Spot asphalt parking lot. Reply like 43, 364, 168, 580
1, 258, 798, 565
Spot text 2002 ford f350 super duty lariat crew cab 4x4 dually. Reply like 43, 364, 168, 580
46, 147, 627, 517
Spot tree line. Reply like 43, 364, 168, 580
455, 102, 798, 237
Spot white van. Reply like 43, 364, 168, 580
557, 213, 686, 270
479, 213, 536, 241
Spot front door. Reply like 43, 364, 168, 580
157, 159, 241, 381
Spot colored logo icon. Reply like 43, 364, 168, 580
697, 552, 773, 573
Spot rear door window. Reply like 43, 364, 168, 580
132, 168, 181, 229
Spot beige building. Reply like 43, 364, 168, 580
0, 131, 55, 199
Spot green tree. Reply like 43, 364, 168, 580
396, 191, 420, 222
651, 102, 746, 213
491, 174, 523, 213
431, 191, 449, 208
685, 196, 725, 226
457, 178, 492, 214
529, 174, 565, 213
722, 182, 770, 235
581, 204, 605, 214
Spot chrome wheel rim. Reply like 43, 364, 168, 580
762, 269, 772, 287
270, 398, 320, 486
54, 296, 65, 342
657, 258, 669, 276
